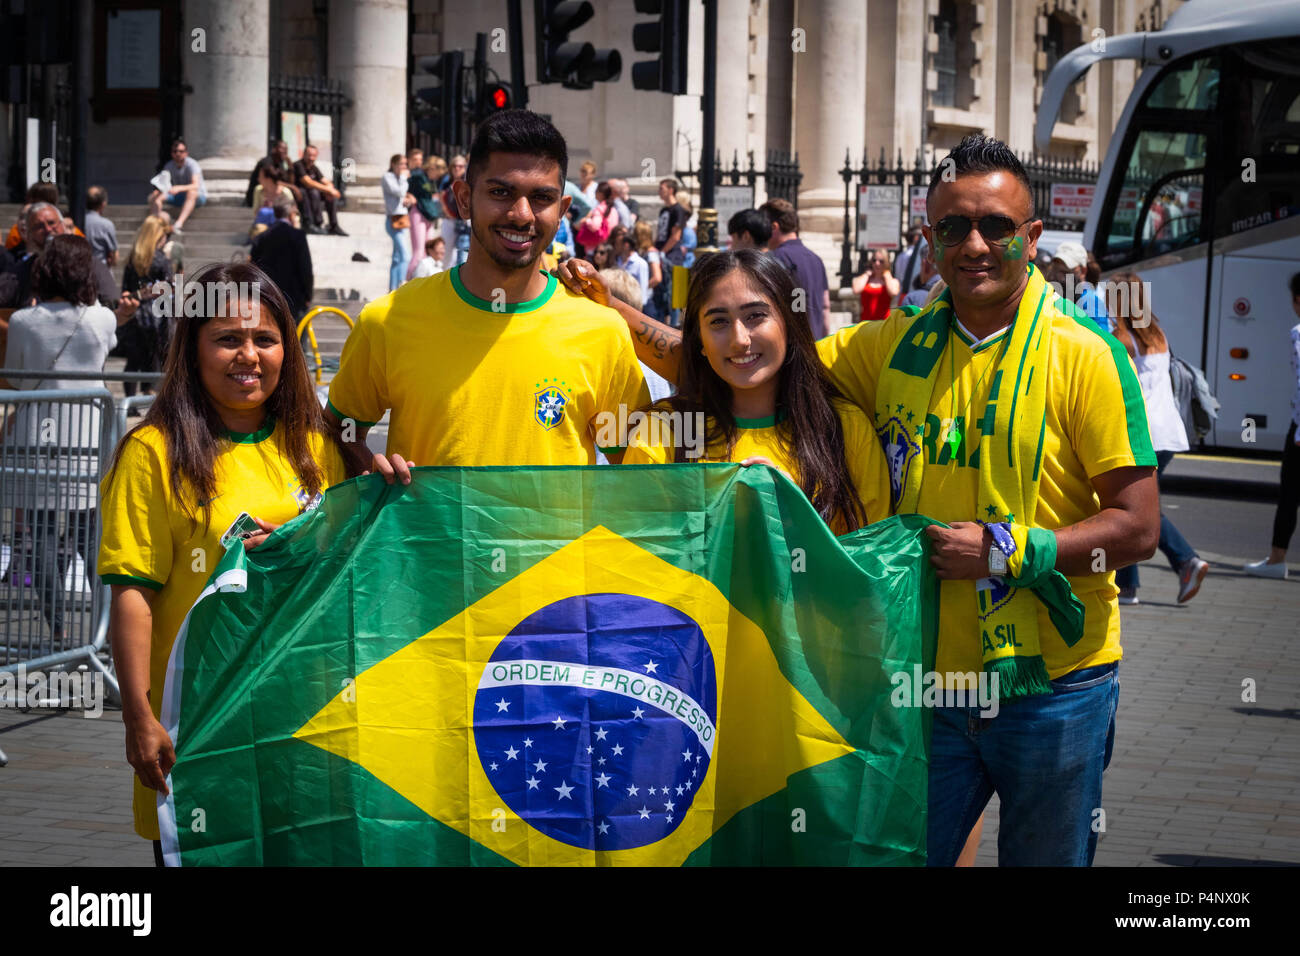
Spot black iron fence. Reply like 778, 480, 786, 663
675, 148, 803, 209
837, 148, 1101, 287
268, 75, 352, 195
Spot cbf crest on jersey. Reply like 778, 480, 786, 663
534, 377, 571, 431
877, 410, 921, 514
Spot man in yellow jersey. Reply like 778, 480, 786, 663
326, 110, 648, 473
555, 134, 1160, 866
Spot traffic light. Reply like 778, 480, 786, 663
535, 0, 622, 89
631, 0, 688, 94
477, 82, 512, 121
412, 51, 465, 146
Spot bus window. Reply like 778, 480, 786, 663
1097, 55, 1218, 269
1214, 40, 1300, 238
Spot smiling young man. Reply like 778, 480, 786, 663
556, 134, 1160, 866
326, 111, 647, 472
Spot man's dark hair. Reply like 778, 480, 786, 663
659, 178, 679, 196
927, 133, 1035, 216
31, 234, 97, 306
759, 198, 798, 236
1291, 271, 1300, 298
728, 208, 773, 246
466, 109, 568, 186
87, 185, 107, 211
25, 182, 59, 205
170, 138, 187, 152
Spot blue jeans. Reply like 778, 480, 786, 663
927, 662, 1119, 866
386, 216, 411, 291
1116, 450, 1196, 590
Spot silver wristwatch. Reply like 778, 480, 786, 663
988, 542, 1008, 576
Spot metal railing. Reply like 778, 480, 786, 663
0, 371, 159, 766
675, 148, 804, 209
836, 147, 1102, 287
297, 306, 355, 385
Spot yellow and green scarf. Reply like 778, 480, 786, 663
878, 265, 1084, 699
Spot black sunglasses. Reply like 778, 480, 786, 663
933, 215, 1032, 248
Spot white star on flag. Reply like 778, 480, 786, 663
534, 758, 548, 773
598, 821, 610, 835
586, 746, 593, 754
504, 746, 519, 760
525, 776, 540, 790
626, 784, 639, 796
489, 762, 498, 771
632, 706, 645, 719
554, 781, 574, 800
598, 757, 606, 765
647, 787, 657, 796
595, 773, 611, 789
552, 716, 567, 730
522, 737, 533, 748
644, 661, 658, 674
638, 806, 651, 820
495, 698, 510, 712
682, 750, 693, 762
611, 744, 624, 756
664, 799, 675, 812
594, 727, 608, 741
675, 785, 684, 795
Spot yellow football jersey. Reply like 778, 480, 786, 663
98, 420, 348, 839
327, 267, 649, 465
818, 295, 1156, 680
622, 400, 891, 533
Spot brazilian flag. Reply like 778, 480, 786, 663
158, 465, 937, 866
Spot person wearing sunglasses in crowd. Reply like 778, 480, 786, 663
557, 134, 1159, 866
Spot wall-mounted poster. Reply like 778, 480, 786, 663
105, 9, 161, 89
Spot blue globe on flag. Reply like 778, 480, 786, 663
473, 593, 718, 851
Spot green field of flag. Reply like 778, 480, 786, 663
159, 464, 937, 865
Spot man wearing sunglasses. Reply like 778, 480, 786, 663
554, 132, 1160, 867
815, 133, 1160, 866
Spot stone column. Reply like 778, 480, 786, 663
792, 0, 867, 231
714, 0, 751, 169
183, 0, 269, 165
329, 0, 409, 178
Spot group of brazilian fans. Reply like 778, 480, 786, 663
98, 110, 1160, 867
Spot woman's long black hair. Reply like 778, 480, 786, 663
105, 261, 358, 530
659, 248, 867, 532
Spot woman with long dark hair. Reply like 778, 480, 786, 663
97, 261, 362, 863
623, 249, 888, 534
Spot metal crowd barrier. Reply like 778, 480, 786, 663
0, 370, 159, 767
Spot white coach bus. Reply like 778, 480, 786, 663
1036, 0, 1300, 451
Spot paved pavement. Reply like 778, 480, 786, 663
1, 456, 1297, 867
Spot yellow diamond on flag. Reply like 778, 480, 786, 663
294, 525, 856, 865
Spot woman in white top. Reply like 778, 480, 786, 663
4, 234, 132, 641
382, 153, 415, 291
1110, 271, 1208, 604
